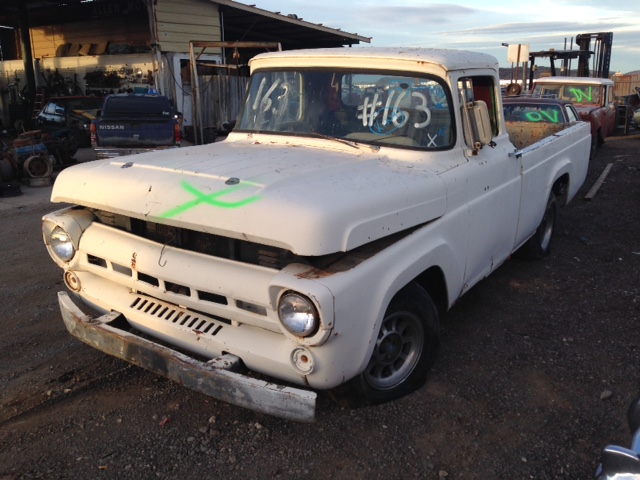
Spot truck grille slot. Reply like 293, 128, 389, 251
138, 272, 160, 287
130, 296, 224, 336
198, 290, 228, 305
88, 255, 133, 276
87, 255, 107, 268
166, 281, 190, 296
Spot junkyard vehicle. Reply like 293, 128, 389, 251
502, 96, 582, 149
614, 92, 640, 134
0, 130, 59, 183
90, 93, 181, 159
531, 76, 617, 155
34, 96, 103, 147
42, 48, 591, 422
596, 396, 640, 479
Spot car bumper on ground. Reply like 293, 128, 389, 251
58, 291, 316, 422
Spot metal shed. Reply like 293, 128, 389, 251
0, 0, 370, 132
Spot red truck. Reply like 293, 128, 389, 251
532, 76, 617, 157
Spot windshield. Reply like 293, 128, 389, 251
532, 84, 602, 105
238, 70, 454, 149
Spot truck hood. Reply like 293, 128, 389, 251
51, 136, 448, 256
574, 104, 601, 116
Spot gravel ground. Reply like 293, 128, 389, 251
0, 136, 638, 480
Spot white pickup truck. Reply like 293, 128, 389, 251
42, 48, 591, 422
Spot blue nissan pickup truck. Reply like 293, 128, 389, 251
90, 93, 181, 159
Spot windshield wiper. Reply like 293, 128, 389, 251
308, 131, 380, 152
308, 131, 359, 149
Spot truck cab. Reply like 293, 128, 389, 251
532, 76, 617, 155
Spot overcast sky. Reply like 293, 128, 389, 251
251, 0, 640, 74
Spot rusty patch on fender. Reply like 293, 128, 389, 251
295, 228, 420, 280
296, 267, 334, 279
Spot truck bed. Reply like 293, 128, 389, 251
505, 120, 567, 149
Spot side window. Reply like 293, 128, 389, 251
607, 86, 614, 104
44, 102, 58, 115
458, 76, 499, 136
55, 104, 66, 115
566, 106, 579, 123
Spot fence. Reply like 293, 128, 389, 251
613, 73, 640, 97
195, 70, 248, 135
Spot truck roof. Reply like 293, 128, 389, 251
533, 76, 614, 86
502, 96, 576, 108
249, 47, 499, 72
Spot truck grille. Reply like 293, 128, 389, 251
130, 295, 225, 335
90, 208, 401, 272
132, 218, 294, 269
94, 209, 297, 269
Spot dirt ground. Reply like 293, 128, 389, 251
0, 135, 638, 479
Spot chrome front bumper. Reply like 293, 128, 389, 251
58, 291, 316, 422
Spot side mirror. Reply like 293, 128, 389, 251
462, 99, 493, 154
471, 100, 493, 146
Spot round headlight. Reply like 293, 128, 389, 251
50, 226, 76, 262
278, 292, 319, 337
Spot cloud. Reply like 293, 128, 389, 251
554, 0, 632, 8
253, 0, 640, 73
441, 21, 632, 36
356, 4, 478, 26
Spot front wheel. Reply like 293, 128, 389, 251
518, 190, 557, 260
343, 282, 440, 406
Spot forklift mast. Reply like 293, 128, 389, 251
575, 32, 613, 78
526, 32, 613, 90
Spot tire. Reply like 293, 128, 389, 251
589, 134, 597, 160
22, 155, 53, 178
518, 190, 557, 260
590, 129, 604, 159
343, 282, 440, 406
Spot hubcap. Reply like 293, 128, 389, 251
363, 311, 424, 390
540, 197, 555, 251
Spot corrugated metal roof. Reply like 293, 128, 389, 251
0, 0, 370, 48
214, 0, 370, 48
